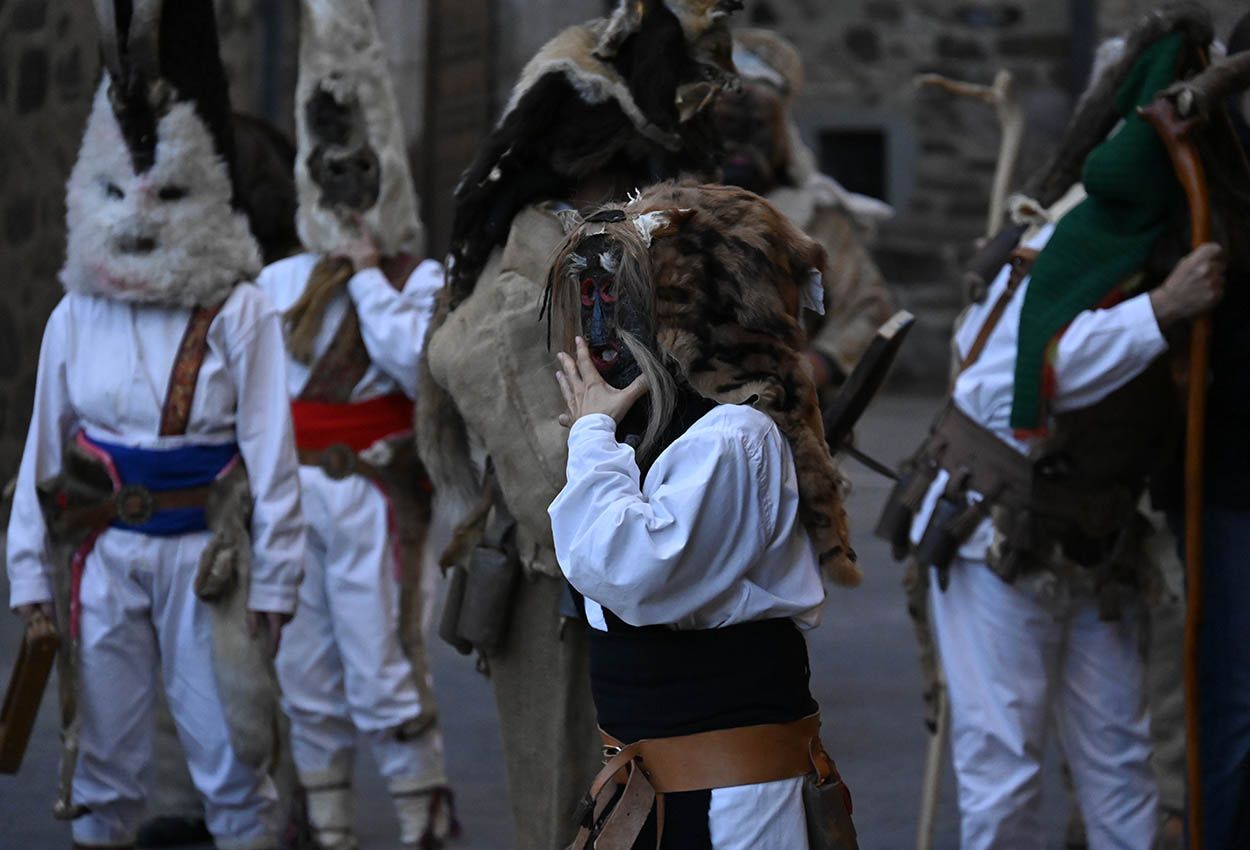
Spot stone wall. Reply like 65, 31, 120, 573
734, 0, 1246, 382
0, 0, 97, 479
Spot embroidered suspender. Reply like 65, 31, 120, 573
159, 302, 226, 436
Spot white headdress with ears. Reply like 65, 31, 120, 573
295, 0, 424, 257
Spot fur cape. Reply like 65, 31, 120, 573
446, 0, 741, 302
294, 0, 424, 258
546, 182, 859, 586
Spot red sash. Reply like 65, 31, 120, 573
289, 393, 413, 453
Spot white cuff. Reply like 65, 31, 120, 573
9, 574, 54, 611
1124, 291, 1169, 353
247, 580, 299, 615
347, 266, 391, 300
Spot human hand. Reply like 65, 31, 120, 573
247, 610, 293, 657
14, 602, 52, 625
555, 337, 649, 427
1150, 242, 1226, 329
335, 216, 380, 271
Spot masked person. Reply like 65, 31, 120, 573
877, 11, 1236, 850
715, 28, 895, 388
418, 3, 741, 848
139, 114, 306, 850
4, 2, 305, 848
545, 182, 860, 850
259, 2, 454, 849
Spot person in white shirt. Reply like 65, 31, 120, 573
7, 3, 304, 849
263, 3, 454, 848
881, 25, 1226, 850
546, 184, 860, 850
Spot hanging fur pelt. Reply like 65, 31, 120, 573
546, 182, 860, 586
446, 0, 740, 304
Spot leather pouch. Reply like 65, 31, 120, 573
455, 543, 520, 653
804, 771, 860, 850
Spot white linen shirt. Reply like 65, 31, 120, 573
549, 404, 825, 632
256, 253, 443, 400
6, 285, 305, 612
910, 223, 1170, 559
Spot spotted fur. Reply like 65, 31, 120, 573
549, 182, 859, 586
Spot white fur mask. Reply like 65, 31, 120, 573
294, 0, 423, 257
60, 79, 261, 307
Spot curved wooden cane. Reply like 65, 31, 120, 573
1139, 96, 1212, 850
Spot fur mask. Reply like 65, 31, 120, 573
546, 182, 859, 586
60, 1, 260, 308
294, 0, 424, 258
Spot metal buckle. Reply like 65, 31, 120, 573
321, 443, 358, 480
115, 484, 154, 526
602, 745, 622, 760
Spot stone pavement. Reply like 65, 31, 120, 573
0, 393, 1074, 850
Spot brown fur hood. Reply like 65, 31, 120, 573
547, 182, 859, 586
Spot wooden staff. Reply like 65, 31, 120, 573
916, 70, 1024, 238
1141, 48, 1250, 850
1141, 85, 1213, 850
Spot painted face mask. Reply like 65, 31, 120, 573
572, 226, 645, 388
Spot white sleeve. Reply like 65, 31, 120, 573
549, 413, 776, 627
227, 307, 306, 614
346, 259, 444, 398
1051, 292, 1169, 412
6, 301, 76, 610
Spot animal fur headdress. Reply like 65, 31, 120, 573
446, 0, 743, 302
546, 182, 859, 586
60, 0, 261, 308
294, 0, 424, 258
726, 28, 894, 230
732, 27, 803, 99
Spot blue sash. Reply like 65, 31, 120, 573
84, 435, 239, 536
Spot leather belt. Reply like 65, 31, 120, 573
571, 712, 834, 850
297, 444, 384, 482
56, 484, 213, 533
594, 712, 831, 795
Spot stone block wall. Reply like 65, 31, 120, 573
738, 0, 1246, 383
0, 0, 97, 480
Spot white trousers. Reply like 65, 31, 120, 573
929, 559, 1157, 850
275, 469, 445, 788
73, 529, 278, 849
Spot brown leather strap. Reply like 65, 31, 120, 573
958, 247, 1038, 375
298, 259, 410, 404
55, 484, 214, 534
299, 311, 373, 404
296, 445, 385, 482
159, 303, 225, 436
594, 712, 830, 796
572, 713, 834, 850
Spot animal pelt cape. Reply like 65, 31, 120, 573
446, 0, 740, 302
294, 0, 424, 258
547, 182, 859, 585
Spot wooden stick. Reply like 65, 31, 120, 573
1139, 96, 1213, 850
916, 70, 1024, 237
